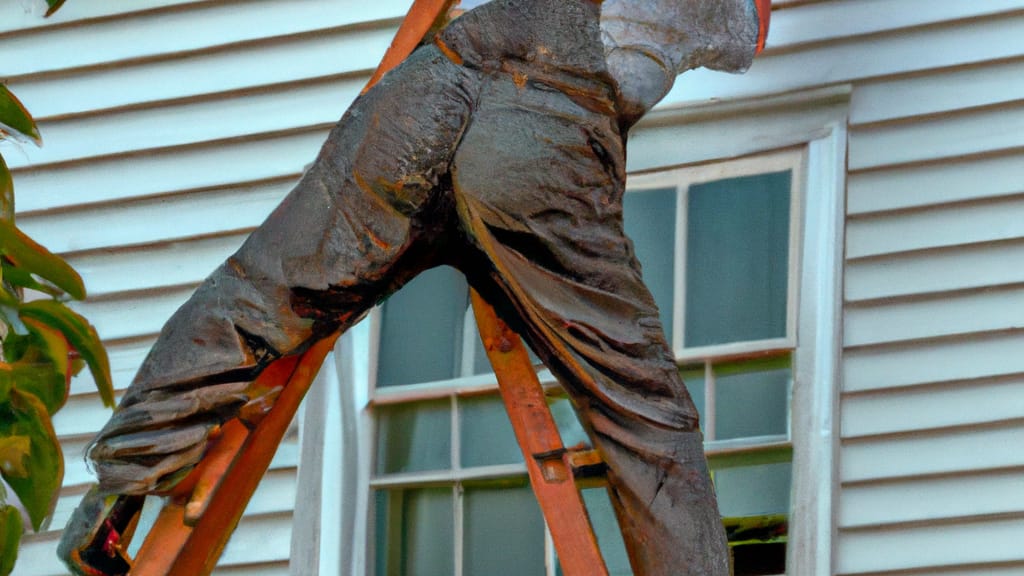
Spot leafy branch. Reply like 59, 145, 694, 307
0, 78, 114, 574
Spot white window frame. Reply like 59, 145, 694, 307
295, 85, 849, 576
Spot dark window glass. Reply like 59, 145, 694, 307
715, 461, 792, 518
624, 187, 677, 338
685, 171, 791, 348
460, 395, 523, 467
377, 266, 468, 387
375, 400, 451, 475
375, 488, 454, 576
463, 483, 546, 575
715, 362, 791, 441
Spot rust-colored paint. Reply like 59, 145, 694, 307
362, 0, 461, 93
471, 291, 609, 576
756, 0, 771, 53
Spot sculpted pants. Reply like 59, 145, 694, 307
96, 10, 729, 575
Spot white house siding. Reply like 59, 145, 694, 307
839, 57, 1024, 576
5, 0, 1024, 574
1, 0, 406, 574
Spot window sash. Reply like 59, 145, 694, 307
626, 148, 806, 361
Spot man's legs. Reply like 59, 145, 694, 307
90, 44, 479, 495
463, 218, 729, 575
451, 76, 729, 575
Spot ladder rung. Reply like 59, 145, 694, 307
566, 448, 607, 479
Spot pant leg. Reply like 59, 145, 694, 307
452, 75, 729, 575
90, 45, 478, 495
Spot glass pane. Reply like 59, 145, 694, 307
548, 395, 591, 449
464, 483, 546, 575
571, 489, 633, 576
471, 325, 491, 375
624, 187, 677, 338
715, 362, 790, 441
680, 368, 706, 430
684, 171, 791, 348
375, 488, 454, 576
375, 400, 451, 475
460, 395, 523, 467
377, 266, 469, 387
714, 461, 791, 518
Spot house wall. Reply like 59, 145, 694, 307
4, 0, 1023, 574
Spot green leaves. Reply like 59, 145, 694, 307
20, 301, 113, 408
0, 85, 41, 147
0, 220, 86, 300
0, 154, 12, 223
3, 6, 90, 570
1, 50, 114, 576
0, 366, 11, 401
0, 505, 22, 576
0, 389, 63, 532
44, 0, 68, 17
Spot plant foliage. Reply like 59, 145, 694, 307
1, 7, 113, 569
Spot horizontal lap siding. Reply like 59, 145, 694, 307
839, 2, 1024, 573
7, 1, 1024, 575
3, 1, 398, 573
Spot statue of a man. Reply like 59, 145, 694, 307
70, 0, 768, 573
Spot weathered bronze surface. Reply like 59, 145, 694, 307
62, 0, 768, 574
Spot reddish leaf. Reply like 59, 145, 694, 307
0, 389, 62, 531
19, 301, 113, 407
0, 86, 41, 147
0, 154, 12, 223
0, 220, 85, 300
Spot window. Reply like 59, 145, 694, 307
369, 267, 551, 576
625, 149, 805, 575
366, 149, 804, 576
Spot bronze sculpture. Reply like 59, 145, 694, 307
61, 0, 769, 573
